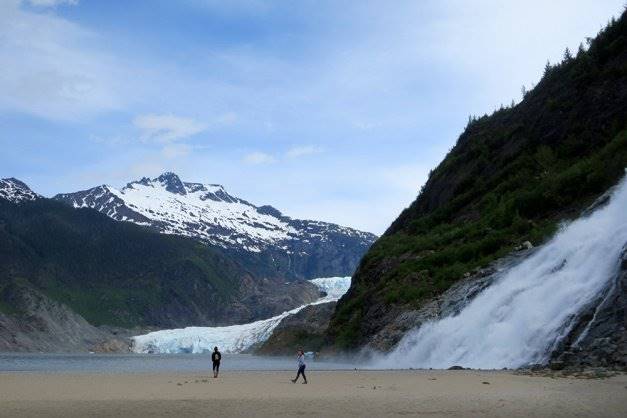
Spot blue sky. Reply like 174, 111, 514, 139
0, 0, 624, 234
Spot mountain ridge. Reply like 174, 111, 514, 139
0, 178, 40, 204
0, 192, 321, 331
54, 172, 377, 280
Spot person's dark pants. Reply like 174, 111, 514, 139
213, 361, 220, 376
295, 365, 306, 382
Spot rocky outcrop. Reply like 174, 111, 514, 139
358, 253, 532, 351
0, 280, 130, 352
549, 245, 627, 369
255, 302, 336, 355
224, 277, 321, 325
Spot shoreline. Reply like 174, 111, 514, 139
1, 351, 625, 375
1, 370, 625, 417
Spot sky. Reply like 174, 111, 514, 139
0, 0, 624, 234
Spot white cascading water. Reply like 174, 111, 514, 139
132, 277, 351, 354
373, 175, 627, 370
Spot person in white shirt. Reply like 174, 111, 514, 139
291, 348, 307, 384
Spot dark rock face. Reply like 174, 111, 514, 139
55, 185, 154, 225
156, 172, 187, 195
0, 280, 129, 352
54, 173, 376, 281
226, 278, 321, 326
358, 256, 525, 351
255, 302, 336, 356
550, 246, 627, 369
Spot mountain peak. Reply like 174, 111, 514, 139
124, 177, 151, 190
0, 178, 39, 203
155, 172, 186, 195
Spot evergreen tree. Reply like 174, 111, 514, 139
544, 60, 552, 76
563, 47, 572, 62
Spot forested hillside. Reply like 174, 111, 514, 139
0, 197, 317, 331
326, 11, 627, 349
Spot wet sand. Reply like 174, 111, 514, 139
0, 370, 625, 417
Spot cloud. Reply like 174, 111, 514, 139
133, 114, 208, 143
243, 152, 276, 165
161, 143, 192, 159
89, 134, 130, 146
286, 145, 324, 159
242, 146, 323, 165
0, 1, 122, 120
4, 0, 624, 235
27, 0, 78, 6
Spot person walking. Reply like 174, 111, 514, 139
291, 348, 307, 384
212, 346, 222, 378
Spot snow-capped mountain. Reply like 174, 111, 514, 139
0, 178, 40, 203
54, 172, 377, 279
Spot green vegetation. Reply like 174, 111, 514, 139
256, 327, 327, 356
328, 11, 627, 349
0, 198, 243, 327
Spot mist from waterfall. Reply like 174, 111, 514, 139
373, 175, 627, 370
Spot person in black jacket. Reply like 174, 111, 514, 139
212, 346, 222, 378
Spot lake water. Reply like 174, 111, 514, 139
0, 353, 361, 374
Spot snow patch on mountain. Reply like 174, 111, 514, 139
54, 172, 376, 254
0, 178, 40, 204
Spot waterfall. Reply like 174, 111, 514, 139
373, 176, 627, 370
131, 277, 351, 354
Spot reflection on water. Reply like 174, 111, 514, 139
0, 353, 360, 374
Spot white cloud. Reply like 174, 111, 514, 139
27, 0, 78, 7
89, 134, 130, 146
5, 0, 625, 235
243, 152, 276, 165
161, 143, 192, 159
242, 146, 323, 165
0, 1, 122, 120
285, 145, 324, 159
133, 114, 208, 143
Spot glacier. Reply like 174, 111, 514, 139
131, 277, 351, 354
373, 175, 627, 370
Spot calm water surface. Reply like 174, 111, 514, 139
0, 353, 361, 374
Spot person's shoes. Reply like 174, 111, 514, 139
302, 381, 307, 384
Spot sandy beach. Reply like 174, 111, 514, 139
0, 370, 625, 417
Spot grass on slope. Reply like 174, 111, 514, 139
0, 199, 241, 327
330, 13, 627, 348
